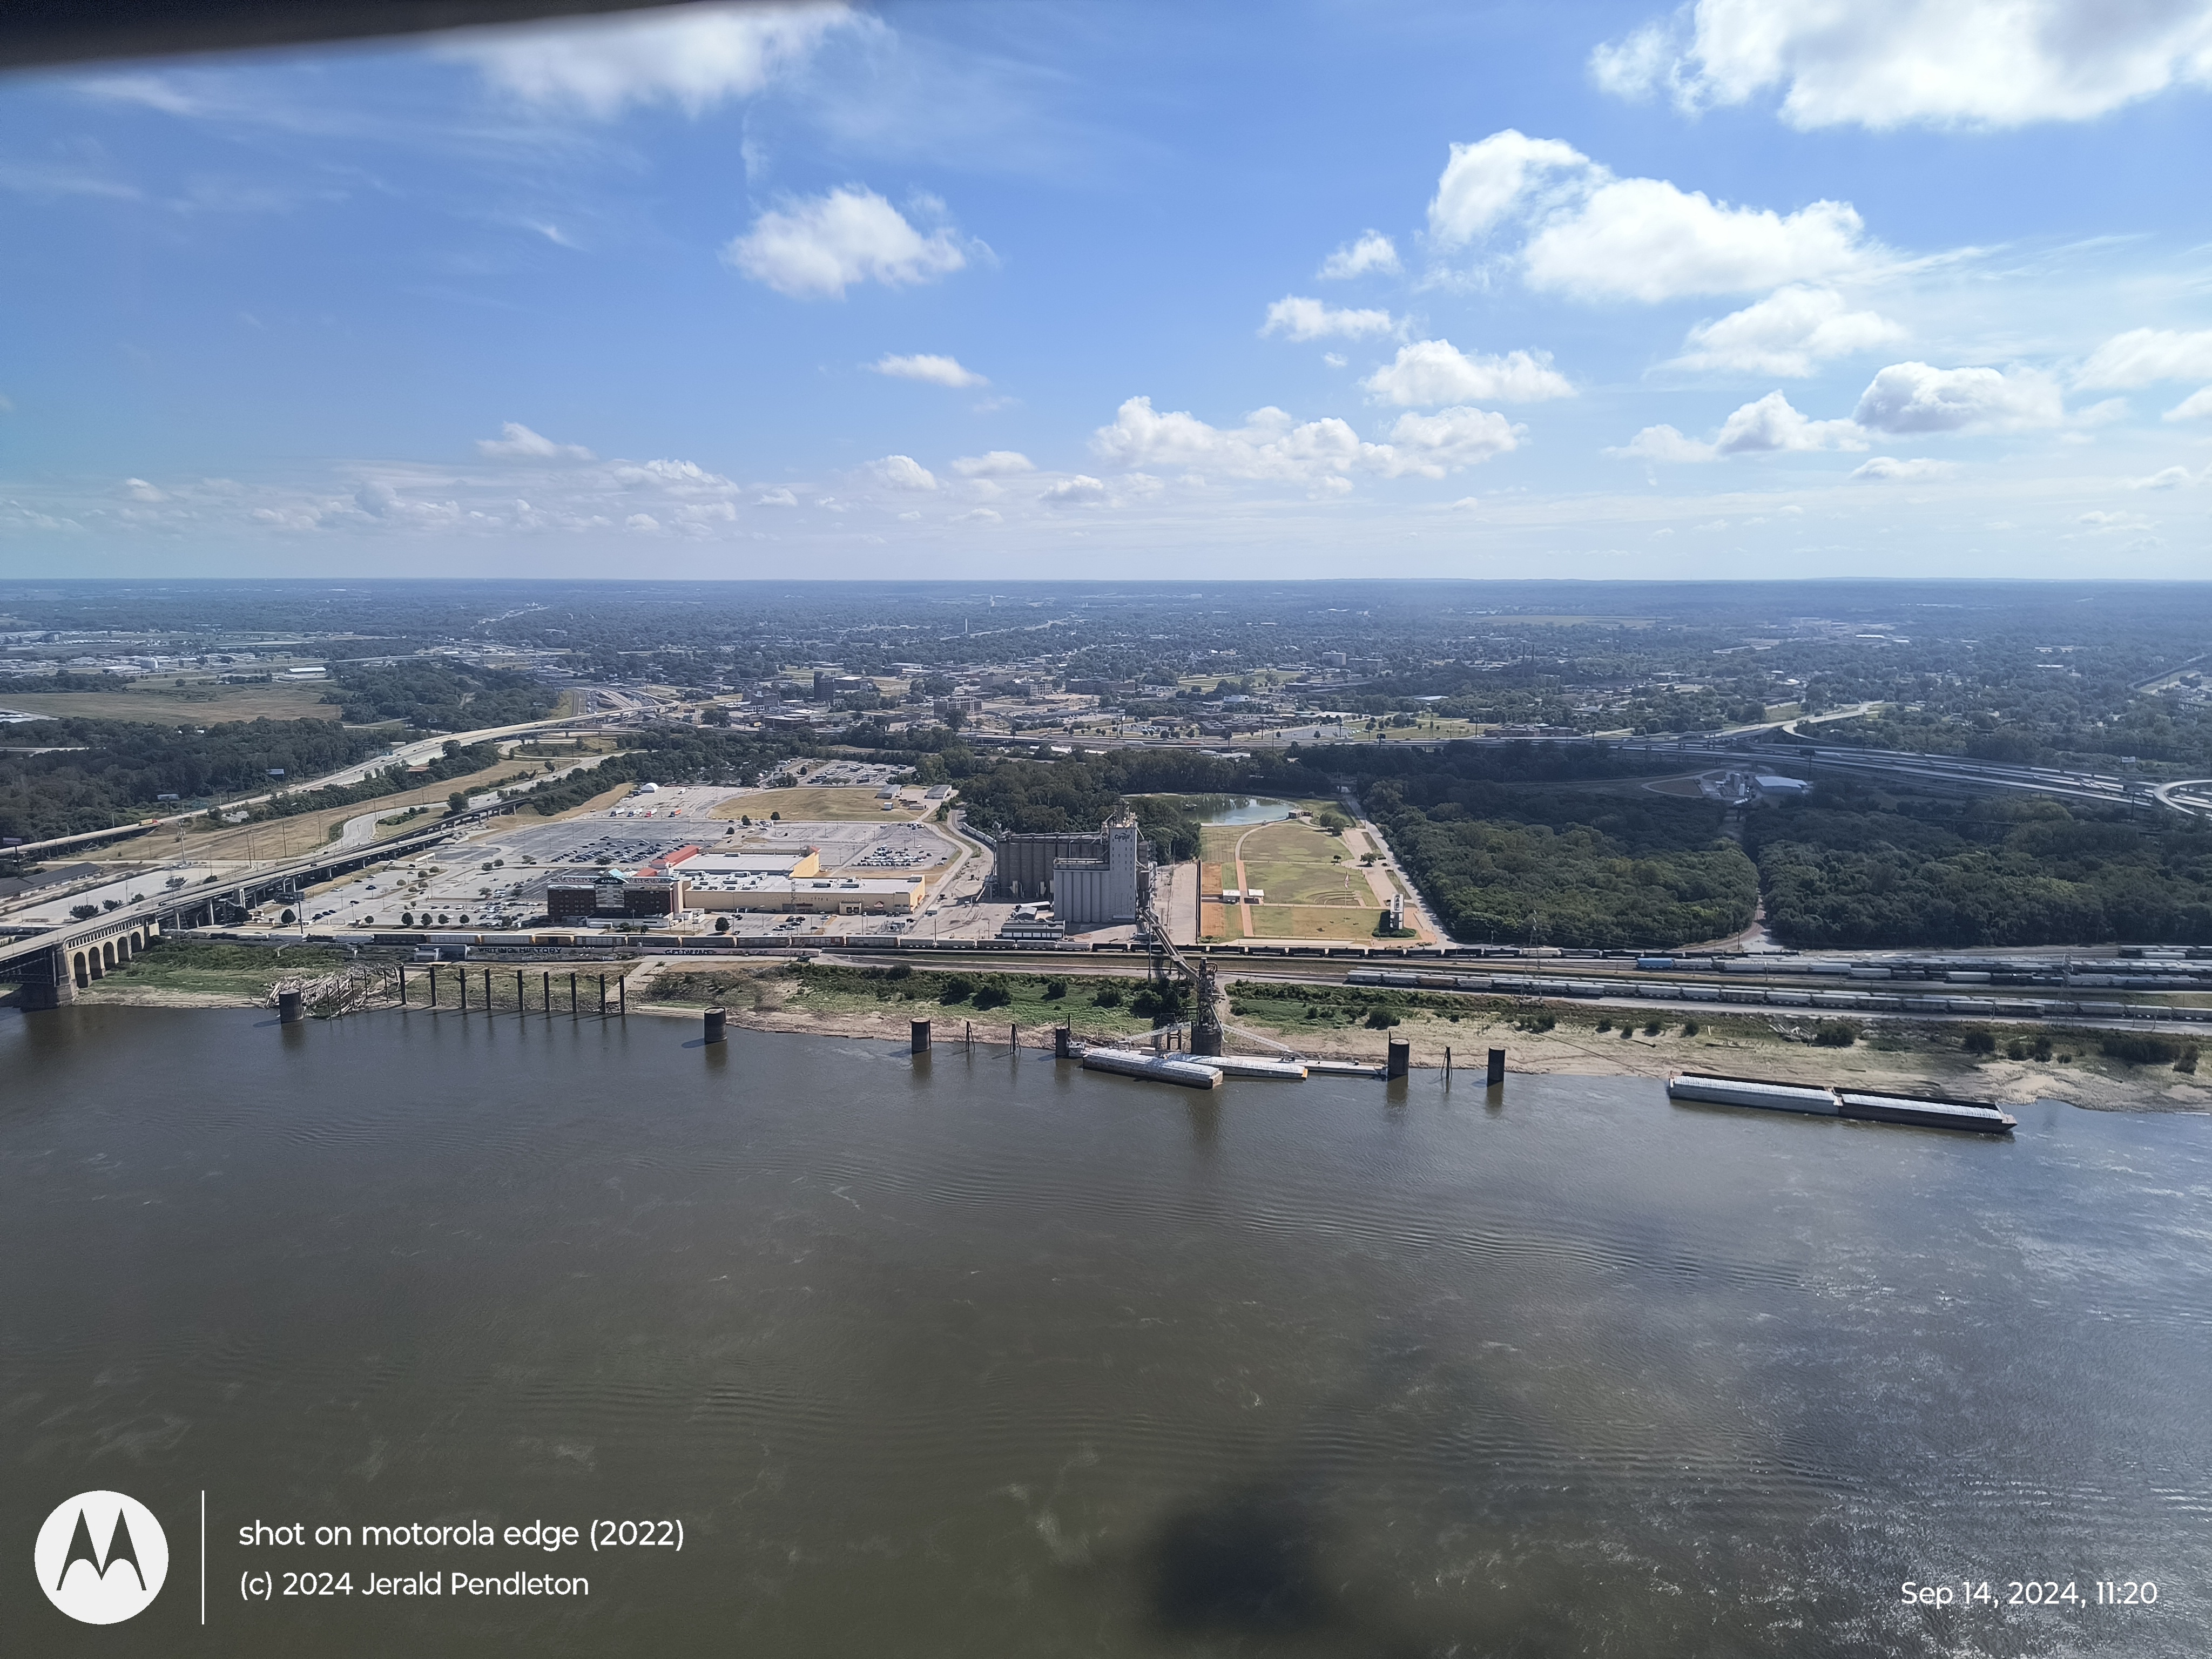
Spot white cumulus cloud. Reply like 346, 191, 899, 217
1318, 231, 1402, 279
950, 450, 1035, 477
1091, 396, 1518, 484
1853, 361, 2064, 433
1614, 424, 1718, 462
1362, 340, 1574, 406
2130, 464, 2198, 489
870, 455, 938, 491
449, 2, 857, 118
477, 421, 595, 461
725, 187, 970, 299
1590, 0, 2212, 130
2078, 327, 2212, 388
871, 353, 987, 388
1260, 296, 1398, 341
1425, 129, 1876, 303
1714, 390, 1866, 453
1614, 390, 1865, 460
1042, 475, 1110, 507
1849, 455, 1959, 482
2166, 386, 2212, 420
1670, 285, 1905, 375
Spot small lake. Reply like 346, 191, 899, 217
4, 1004, 2209, 1656
1197, 796, 1297, 825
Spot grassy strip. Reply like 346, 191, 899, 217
92, 937, 357, 997
643, 962, 1170, 1035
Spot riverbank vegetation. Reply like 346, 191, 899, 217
1745, 790, 2212, 948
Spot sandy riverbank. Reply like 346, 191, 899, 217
49, 954, 2211, 1115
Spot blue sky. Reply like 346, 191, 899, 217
2, 0, 2210, 579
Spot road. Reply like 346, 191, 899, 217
5, 713, 612, 858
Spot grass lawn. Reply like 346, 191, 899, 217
710, 786, 929, 822
86, 938, 354, 999
1243, 905, 1391, 941
0, 682, 345, 724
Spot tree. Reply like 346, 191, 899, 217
70, 903, 99, 920
448, 790, 470, 813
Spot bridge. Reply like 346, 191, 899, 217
0, 818, 463, 1009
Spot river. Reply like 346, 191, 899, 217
4, 1004, 2208, 1656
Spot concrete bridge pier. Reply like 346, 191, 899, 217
18, 945, 75, 1010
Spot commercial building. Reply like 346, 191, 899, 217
989, 812, 1147, 930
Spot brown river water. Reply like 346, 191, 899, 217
4, 1003, 2209, 1656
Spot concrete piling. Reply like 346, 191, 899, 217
1487, 1048, 1506, 1087
1386, 1038, 1410, 1080
911, 1018, 932, 1054
1054, 1024, 1071, 1059
278, 989, 304, 1025
704, 1007, 726, 1044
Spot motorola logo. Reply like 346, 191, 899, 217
35, 1492, 168, 1624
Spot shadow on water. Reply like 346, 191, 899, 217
1145, 1479, 1335, 1638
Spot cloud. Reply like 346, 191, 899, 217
950, 506, 1002, 523
1853, 361, 2064, 433
872, 353, 987, 388
1363, 340, 1574, 406
1590, 0, 2212, 130
754, 487, 797, 507
1669, 285, 1905, 375
950, 450, 1035, 477
1318, 231, 1402, 279
2078, 326, 2212, 390
1849, 455, 1959, 482
2166, 386, 2212, 420
625, 512, 662, 532
2130, 464, 2198, 489
1613, 390, 1865, 461
724, 187, 970, 299
1042, 475, 1109, 507
1428, 130, 1593, 243
1091, 396, 1519, 484
1262, 298, 1368, 348
448, 1, 858, 118
1260, 296, 1397, 341
476, 421, 595, 461
2079, 509, 2154, 530
120, 478, 167, 502
869, 455, 938, 491
1714, 390, 1866, 453
1426, 129, 1875, 303
1380, 407, 1525, 476
610, 458, 738, 493
1614, 423, 1717, 462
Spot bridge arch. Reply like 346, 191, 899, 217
102, 940, 117, 972
73, 951, 90, 988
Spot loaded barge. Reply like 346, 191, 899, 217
1667, 1072, 2015, 1135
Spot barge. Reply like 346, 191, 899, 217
1837, 1089, 2017, 1135
1665, 1072, 1842, 1116
1079, 1049, 1223, 1090
1667, 1072, 2017, 1135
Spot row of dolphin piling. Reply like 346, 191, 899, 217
685, 1010, 2019, 1135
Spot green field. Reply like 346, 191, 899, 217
1201, 812, 1377, 941
0, 682, 345, 725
